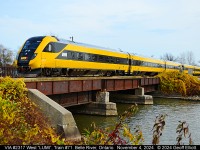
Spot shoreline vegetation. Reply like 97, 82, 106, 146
156, 71, 200, 98
0, 71, 199, 145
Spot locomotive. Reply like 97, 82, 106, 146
15, 36, 200, 77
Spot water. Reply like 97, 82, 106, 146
72, 98, 200, 145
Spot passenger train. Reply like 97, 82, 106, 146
15, 36, 200, 77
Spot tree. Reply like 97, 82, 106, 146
160, 53, 177, 61
177, 52, 186, 64
177, 51, 196, 65
0, 44, 13, 67
186, 51, 195, 65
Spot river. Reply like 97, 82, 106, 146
73, 98, 200, 145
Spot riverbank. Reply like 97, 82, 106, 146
151, 91, 200, 101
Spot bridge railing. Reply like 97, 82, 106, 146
0, 66, 18, 78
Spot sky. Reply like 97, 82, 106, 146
0, 0, 200, 62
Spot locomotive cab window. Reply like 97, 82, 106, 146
44, 43, 53, 52
43, 42, 66, 53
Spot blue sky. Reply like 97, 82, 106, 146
0, 0, 200, 62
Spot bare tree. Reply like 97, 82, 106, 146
0, 44, 13, 67
177, 51, 196, 65
160, 53, 177, 61
177, 52, 186, 64
186, 51, 195, 65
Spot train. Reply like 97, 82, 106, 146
15, 35, 200, 77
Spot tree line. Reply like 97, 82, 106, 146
160, 51, 200, 66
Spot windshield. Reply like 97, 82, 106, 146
22, 40, 41, 52
21, 36, 45, 52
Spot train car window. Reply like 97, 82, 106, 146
116, 58, 120, 63
84, 54, 91, 61
67, 51, 72, 59
132, 60, 135, 65
77, 53, 84, 60
106, 57, 110, 63
92, 55, 97, 61
143, 62, 147, 66
110, 57, 116, 63
135, 60, 140, 66
109, 57, 113, 63
98, 55, 104, 62
133, 60, 138, 65
71, 52, 76, 59
120, 58, 124, 64
53, 43, 67, 53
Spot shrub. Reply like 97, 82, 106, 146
0, 77, 65, 145
157, 71, 200, 96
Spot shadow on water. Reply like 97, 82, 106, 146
72, 97, 200, 145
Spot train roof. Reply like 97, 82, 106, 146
165, 60, 181, 66
131, 53, 165, 63
57, 37, 126, 54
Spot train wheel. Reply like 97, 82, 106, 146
43, 68, 52, 76
61, 68, 68, 76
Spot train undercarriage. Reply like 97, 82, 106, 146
17, 68, 126, 78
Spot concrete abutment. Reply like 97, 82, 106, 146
28, 89, 81, 141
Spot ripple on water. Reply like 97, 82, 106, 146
73, 98, 200, 145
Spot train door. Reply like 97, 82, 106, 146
127, 53, 132, 75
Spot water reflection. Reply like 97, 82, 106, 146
72, 98, 200, 145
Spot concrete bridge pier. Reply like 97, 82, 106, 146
110, 87, 153, 104
135, 87, 153, 104
71, 90, 118, 116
